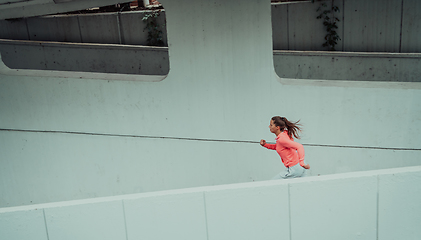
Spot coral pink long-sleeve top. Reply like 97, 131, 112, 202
263, 130, 305, 168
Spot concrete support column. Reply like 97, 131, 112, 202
159, 0, 274, 81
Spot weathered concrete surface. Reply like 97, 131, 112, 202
0, 0, 124, 20
0, 39, 169, 75
401, 0, 421, 53
274, 50, 421, 82
1, 0, 420, 52
343, 0, 402, 52
1, 39, 420, 81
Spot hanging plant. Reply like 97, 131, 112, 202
313, 0, 341, 51
142, 10, 165, 46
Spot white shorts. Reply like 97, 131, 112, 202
272, 163, 306, 179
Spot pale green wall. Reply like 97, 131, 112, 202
1, 0, 421, 208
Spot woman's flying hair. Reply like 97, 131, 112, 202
271, 116, 302, 139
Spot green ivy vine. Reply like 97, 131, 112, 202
142, 10, 165, 46
312, 0, 341, 51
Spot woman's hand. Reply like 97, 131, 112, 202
303, 164, 310, 169
260, 139, 266, 146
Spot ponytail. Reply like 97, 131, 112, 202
271, 116, 302, 139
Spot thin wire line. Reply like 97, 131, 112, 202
1, 128, 420, 151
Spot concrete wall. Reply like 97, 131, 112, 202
0, 39, 169, 75
1, 39, 420, 81
0, 0, 125, 20
1, 166, 421, 240
0, 10, 168, 47
1, 0, 421, 52
274, 50, 421, 82
1, 0, 421, 209
273, 0, 421, 52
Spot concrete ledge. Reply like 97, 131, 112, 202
2, 39, 420, 82
274, 50, 421, 82
275, 50, 421, 58
0, 0, 125, 20
0, 53, 167, 82
1, 166, 420, 240
2, 166, 419, 212
378, 170, 421, 240
124, 192, 207, 240
0, 209, 48, 240
0, 39, 170, 76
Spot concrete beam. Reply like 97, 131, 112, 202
0, 0, 124, 20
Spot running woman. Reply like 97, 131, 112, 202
260, 116, 310, 179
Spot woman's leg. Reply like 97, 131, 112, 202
282, 164, 305, 179
272, 164, 306, 179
